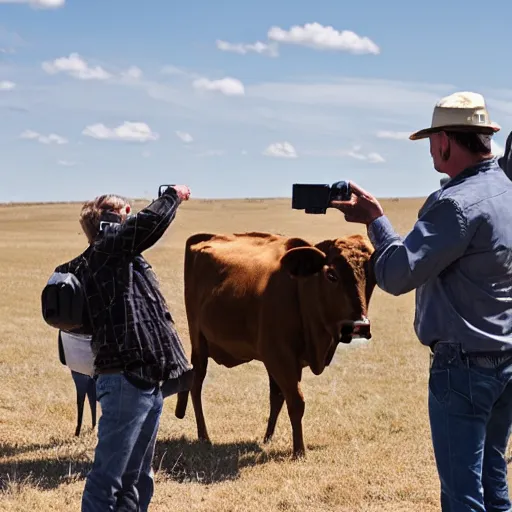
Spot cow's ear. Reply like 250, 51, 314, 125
280, 246, 327, 277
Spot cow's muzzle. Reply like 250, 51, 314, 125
339, 317, 372, 344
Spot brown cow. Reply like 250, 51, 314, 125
175, 231, 376, 458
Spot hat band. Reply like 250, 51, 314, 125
431, 106, 490, 129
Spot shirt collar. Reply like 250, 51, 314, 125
444, 157, 498, 188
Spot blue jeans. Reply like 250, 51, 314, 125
81, 373, 163, 512
429, 343, 512, 512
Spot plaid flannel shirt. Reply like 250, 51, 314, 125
55, 187, 192, 389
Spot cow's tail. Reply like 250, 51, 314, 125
175, 390, 189, 419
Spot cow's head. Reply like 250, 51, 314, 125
280, 234, 376, 342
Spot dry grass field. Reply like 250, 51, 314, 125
1, 196, 510, 511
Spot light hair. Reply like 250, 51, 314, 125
79, 194, 129, 243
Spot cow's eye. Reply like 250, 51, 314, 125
326, 269, 338, 282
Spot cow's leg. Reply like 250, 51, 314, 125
285, 379, 306, 459
71, 371, 88, 437
263, 372, 285, 443
267, 365, 306, 459
87, 376, 97, 431
190, 333, 210, 443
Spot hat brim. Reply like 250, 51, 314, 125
409, 122, 501, 141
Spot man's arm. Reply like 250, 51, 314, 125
91, 186, 182, 257
367, 197, 471, 296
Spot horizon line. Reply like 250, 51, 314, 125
0, 194, 429, 207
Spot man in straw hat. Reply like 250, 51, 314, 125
332, 91, 512, 511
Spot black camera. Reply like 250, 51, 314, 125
291, 180, 352, 214
99, 212, 122, 232
158, 184, 175, 198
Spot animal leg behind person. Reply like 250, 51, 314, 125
263, 371, 285, 443
71, 371, 97, 437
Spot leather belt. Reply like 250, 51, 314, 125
430, 341, 512, 369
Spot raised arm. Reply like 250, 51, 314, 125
91, 185, 187, 258
367, 198, 471, 296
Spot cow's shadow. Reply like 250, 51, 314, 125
153, 436, 299, 484
0, 435, 314, 491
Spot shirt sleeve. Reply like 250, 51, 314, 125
367, 197, 470, 296
91, 186, 182, 258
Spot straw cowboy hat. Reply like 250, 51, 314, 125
409, 91, 501, 140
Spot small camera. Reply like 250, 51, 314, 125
291, 180, 352, 214
158, 184, 175, 198
99, 212, 122, 232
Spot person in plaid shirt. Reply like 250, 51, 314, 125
55, 184, 193, 511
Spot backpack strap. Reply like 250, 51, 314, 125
58, 330, 66, 365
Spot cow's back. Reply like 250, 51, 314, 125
184, 232, 301, 365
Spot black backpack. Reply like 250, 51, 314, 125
41, 260, 86, 332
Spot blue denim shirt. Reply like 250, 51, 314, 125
368, 157, 512, 353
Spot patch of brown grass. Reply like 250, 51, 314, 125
1, 197, 508, 511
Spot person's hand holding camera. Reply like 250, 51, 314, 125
172, 185, 191, 202
331, 181, 384, 226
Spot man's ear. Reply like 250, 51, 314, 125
280, 246, 327, 278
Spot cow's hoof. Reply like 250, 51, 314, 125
292, 450, 306, 461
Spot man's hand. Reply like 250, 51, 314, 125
172, 185, 191, 202
330, 181, 384, 225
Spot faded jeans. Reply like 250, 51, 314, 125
429, 342, 512, 512
81, 373, 163, 512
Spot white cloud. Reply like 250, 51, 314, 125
216, 40, 278, 57
344, 145, 385, 163
160, 65, 189, 76
121, 66, 142, 80
492, 140, 504, 156
376, 130, 411, 140
58, 159, 77, 166
247, 78, 448, 113
0, 80, 15, 91
303, 145, 385, 163
159, 65, 202, 82
352, 150, 385, 163
0, 0, 65, 8
267, 22, 380, 55
175, 130, 193, 143
263, 142, 297, 158
20, 129, 68, 144
42, 53, 111, 80
192, 77, 245, 96
82, 122, 159, 142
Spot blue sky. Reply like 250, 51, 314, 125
0, 0, 511, 203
